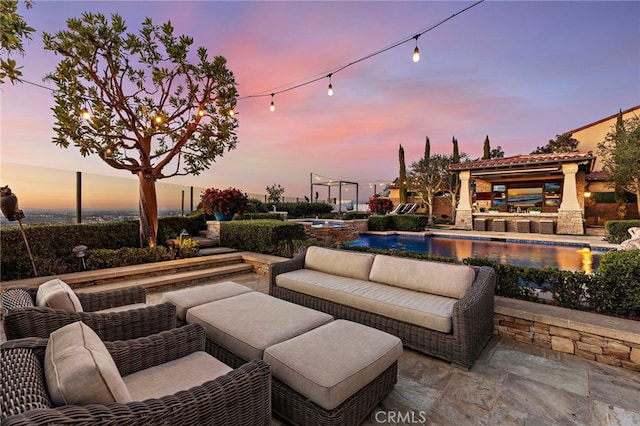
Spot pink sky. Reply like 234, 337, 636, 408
1, 1, 639, 208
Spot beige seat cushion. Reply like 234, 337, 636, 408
36, 279, 83, 312
277, 269, 457, 333
369, 254, 476, 299
44, 322, 131, 406
186, 291, 333, 361
161, 281, 254, 321
97, 303, 148, 314
264, 320, 402, 410
124, 351, 232, 400
304, 246, 375, 281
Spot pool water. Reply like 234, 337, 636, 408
346, 234, 603, 273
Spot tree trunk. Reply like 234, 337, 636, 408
138, 171, 158, 247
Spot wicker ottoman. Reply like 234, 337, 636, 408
516, 219, 530, 233
187, 291, 334, 362
493, 219, 506, 232
265, 320, 402, 426
161, 281, 254, 324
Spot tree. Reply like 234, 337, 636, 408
531, 133, 579, 154
409, 137, 451, 227
43, 13, 238, 247
266, 183, 285, 203
398, 145, 407, 204
482, 135, 490, 160
490, 145, 505, 158
0, 0, 34, 84
598, 111, 640, 217
446, 137, 461, 222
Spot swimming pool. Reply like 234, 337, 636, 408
346, 233, 605, 273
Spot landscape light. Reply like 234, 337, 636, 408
270, 94, 275, 112
412, 35, 420, 63
327, 74, 334, 96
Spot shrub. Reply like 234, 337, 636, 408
274, 202, 333, 218
200, 187, 249, 216
604, 220, 640, 243
589, 250, 640, 318
220, 220, 305, 255
367, 215, 392, 231
368, 196, 393, 214
341, 212, 369, 220
367, 215, 427, 231
237, 213, 285, 221
86, 246, 175, 270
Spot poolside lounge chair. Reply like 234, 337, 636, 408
388, 203, 405, 215
403, 203, 419, 214
397, 203, 414, 214
2, 279, 176, 341
0, 323, 271, 425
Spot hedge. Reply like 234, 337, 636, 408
604, 219, 640, 243
0, 213, 206, 281
220, 220, 306, 257
368, 214, 428, 232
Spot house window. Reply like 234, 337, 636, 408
491, 181, 562, 212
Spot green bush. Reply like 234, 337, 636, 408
237, 213, 284, 221
0, 212, 206, 280
367, 214, 427, 232
604, 220, 640, 243
247, 198, 270, 213
274, 202, 333, 218
341, 212, 369, 220
220, 220, 305, 256
589, 250, 640, 318
86, 246, 175, 270
594, 192, 616, 203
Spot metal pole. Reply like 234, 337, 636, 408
190, 186, 194, 212
181, 190, 185, 216
76, 171, 82, 223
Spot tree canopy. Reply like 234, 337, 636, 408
531, 133, 579, 154
0, 0, 34, 84
598, 111, 640, 216
42, 13, 239, 246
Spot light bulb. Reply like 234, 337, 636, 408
198, 109, 205, 117
327, 83, 333, 96
413, 46, 420, 63
228, 109, 235, 116
154, 115, 163, 124
270, 95, 275, 112
81, 108, 91, 120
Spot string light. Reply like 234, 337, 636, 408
412, 35, 420, 63
80, 108, 92, 120
239, 0, 484, 108
270, 94, 275, 112
327, 74, 334, 96
198, 108, 205, 117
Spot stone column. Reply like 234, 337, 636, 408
557, 163, 584, 234
206, 221, 221, 245
455, 170, 473, 230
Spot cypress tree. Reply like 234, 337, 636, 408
399, 144, 407, 203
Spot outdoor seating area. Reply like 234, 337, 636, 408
1, 262, 639, 425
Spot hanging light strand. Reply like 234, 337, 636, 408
239, 0, 484, 103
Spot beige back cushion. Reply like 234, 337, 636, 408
369, 255, 476, 299
45, 322, 132, 406
304, 246, 375, 281
36, 279, 83, 312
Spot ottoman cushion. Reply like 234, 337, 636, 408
187, 292, 333, 361
161, 281, 254, 321
264, 319, 403, 410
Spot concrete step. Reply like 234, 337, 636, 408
75, 262, 254, 294
4, 252, 246, 290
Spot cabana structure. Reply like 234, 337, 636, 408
451, 152, 595, 234
310, 173, 359, 213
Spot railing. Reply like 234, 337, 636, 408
0, 163, 304, 227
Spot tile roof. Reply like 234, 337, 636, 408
450, 151, 595, 171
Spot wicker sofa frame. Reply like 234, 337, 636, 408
204, 334, 396, 426
2, 286, 177, 341
1, 324, 272, 425
269, 253, 497, 369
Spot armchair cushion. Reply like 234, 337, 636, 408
36, 279, 83, 312
123, 351, 232, 400
44, 321, 132, 406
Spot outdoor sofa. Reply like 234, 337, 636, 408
270, 246, 497, 369
2, 279, 177, 341
1, 322, 271, 425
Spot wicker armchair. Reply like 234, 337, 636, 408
2, 286, 177, 341
1, 324, 272, 425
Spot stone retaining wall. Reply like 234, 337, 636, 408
494, 298, 640, 372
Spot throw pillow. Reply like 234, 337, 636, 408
44, 321, 132, 406
36, 279, 83, 312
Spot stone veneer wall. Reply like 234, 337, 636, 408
494, 298, 640, 372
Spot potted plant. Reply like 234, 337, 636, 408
528, 207, 542, 215
200, 187, 249, 221
488, 207, 500, 214
368, 196, 394, 215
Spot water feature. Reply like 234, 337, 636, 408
346, 233, 606, 273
